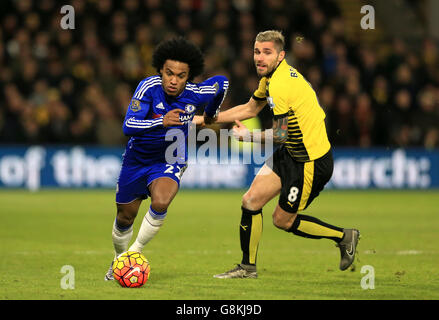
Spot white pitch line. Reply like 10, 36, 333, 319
396, 250, 423, 255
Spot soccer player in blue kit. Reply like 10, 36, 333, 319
105, 37, 228, 280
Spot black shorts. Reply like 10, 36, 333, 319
268, 145, 333, 213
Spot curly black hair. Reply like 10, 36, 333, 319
152, 37, 204, 81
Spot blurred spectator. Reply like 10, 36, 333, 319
354, 93, 375, 147
329, 95, 358, 146
0, 0, 437, 149
413, 87, 439, 148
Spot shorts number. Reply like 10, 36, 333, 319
164, 164, 174, 174
174, 166, 183, 180
287, 186, 299, 203
164, 164, 183, 181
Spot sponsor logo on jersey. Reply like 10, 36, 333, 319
179, 113, 195, 122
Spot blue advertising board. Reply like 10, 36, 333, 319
0, 146, 437, 190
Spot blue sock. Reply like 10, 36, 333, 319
115, 218, 132, 232
149, 206, 167, 220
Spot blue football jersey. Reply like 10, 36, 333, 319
122, 75, 229, 164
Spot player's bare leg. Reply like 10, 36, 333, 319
116, 199, 143, 227
129, 177, 179, 253
113, 199, 142, 255
214, 164, 280, 279
105, 199, 142, 280
241, 164, 281, 210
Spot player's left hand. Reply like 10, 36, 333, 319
232, 120, 251, 141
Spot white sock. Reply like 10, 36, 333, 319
129, 207, 166, 253
112, 220, 134, 257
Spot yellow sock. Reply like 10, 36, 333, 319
288, 214, 344, 242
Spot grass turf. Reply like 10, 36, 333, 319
0, 189, 438, 300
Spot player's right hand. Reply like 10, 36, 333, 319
232, 120, 251, 141
192, 115, 205, 126
163, 109, 184, 127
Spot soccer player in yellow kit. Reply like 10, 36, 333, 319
200, 30, 360, 278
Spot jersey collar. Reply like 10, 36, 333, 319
265, 58, 286, 80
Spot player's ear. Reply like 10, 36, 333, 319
278, 50, 286, 62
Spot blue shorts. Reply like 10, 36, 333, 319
115, 154, 187, 204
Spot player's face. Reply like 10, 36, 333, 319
160, 60, 190, 96
254, 41, 285, 77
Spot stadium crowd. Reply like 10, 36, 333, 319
0, 0, 438, 148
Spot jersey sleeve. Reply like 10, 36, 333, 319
252, 77, 267, 101
122, 78, 164, 136
269, 81, 290, 118
197, 75, 229, 117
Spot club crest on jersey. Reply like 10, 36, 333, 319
130, 99, 141, 112
185, 104, 196, 114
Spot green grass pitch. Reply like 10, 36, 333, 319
0, 189, 438, 300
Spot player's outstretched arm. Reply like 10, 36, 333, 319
191, 112, 218, 126
215, 97, 266, 124
192, 96, 265, 126
232, 115, 288, 144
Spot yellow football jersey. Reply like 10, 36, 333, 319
253, 59, 331, 162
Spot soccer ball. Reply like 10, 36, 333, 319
112, 251, 150, 288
